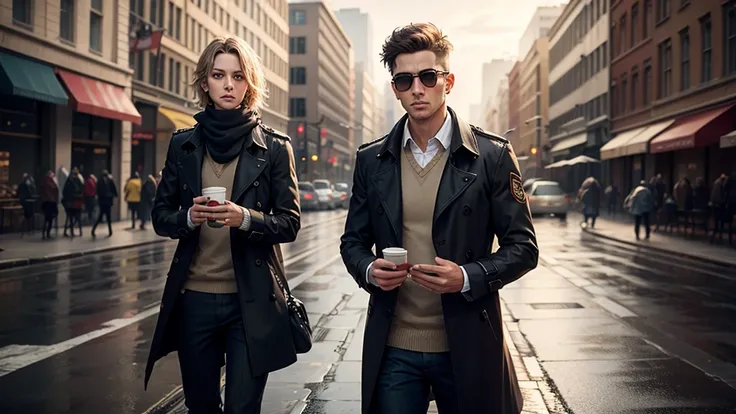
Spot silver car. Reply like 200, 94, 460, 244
528, 180, 568, 219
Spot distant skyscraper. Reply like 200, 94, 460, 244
334, 8, 374, 78
518, 4, 566, 58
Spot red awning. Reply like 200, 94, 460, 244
650, 103, 735, 153
57, 70, 142, 125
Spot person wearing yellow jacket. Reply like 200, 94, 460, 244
124, 172, 143, 229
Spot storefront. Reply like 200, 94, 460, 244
157, 107, 196, 173
0, 51, 69, 194
132, 101, 159, 178
649, 103, 736, 188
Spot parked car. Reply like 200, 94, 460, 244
528, 180, 568, 219
334, 182, 351, 208
298, 182, 319, 211
312, 179, 337, 209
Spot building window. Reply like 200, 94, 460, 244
168, 1, 174, 37
289, 9, 305, 25
289, 36, 306, 54
602, 41, 608, 66
680, 27, 690, 91
725, 1, 736, 75
643, 59, 652, 106
644, 0, 652, 38
12, 0, 32, 26
631, 69, 639, 110
60, 0, 75, 42
656, 0, 670, 23
620, 15, 627, 54
176, 7, 182, 41
701, 13, 712, 83
620, 73, 627, 114
289, 98, 306, 117
151, 0, 164, 28
658, 38, 672, 98
631, 3, 639, 47
90, 0, 103, 53
611, 22, 616, 57
175, 61, 181, 95
289, 67, 306, 85
168, 57, 175, 92
611, 82, 617, 117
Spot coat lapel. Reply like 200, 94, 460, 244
433, 108, 479, 223
371, 116, 406, 246
179, 127, 204, 197
231, 126, 268, 203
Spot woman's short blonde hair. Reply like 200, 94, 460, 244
191, 37, 268, 111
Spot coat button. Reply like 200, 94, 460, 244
257, 164, 261, 168
255, 259, 262, 266
463, 177, 469, 182
254, 181, 260, 187
462, 205, 471, 215
173, 257, 179, 263
377, 205, 384, 215
183, 184, 188, 190
256, 201, 262, 208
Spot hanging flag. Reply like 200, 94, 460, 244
130, 24, 164, 52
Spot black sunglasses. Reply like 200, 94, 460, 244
392, 69, 449, 92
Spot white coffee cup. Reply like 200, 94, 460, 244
382, 247, 407, 265
202, 186, 226, 228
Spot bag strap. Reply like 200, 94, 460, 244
272, 245, 294, 298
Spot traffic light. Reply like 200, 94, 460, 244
297, 123, 305, 135
530, 147, 538, 155
320, 128, 327, 138
311, 154, 318, 161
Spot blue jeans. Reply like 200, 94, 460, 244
177, 290, 268, 414
372, 346, 460, 414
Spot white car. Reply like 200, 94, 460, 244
312, 179, 337, 209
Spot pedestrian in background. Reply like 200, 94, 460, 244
17, 172, 37, 234
145, 37, 301, 414
62, 167, 84, 238
579, 177, 601, 228
604, 184, 619, 217
91, 170, 118, 238
138, 174, 157, 230
39, 171, 58, 240
124, 172, 142, 229
83, 174, 97, 225
341, 23, 536, 414
624, 180, 655, 240
710, 173, 729, 243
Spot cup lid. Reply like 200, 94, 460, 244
202, 186, 227, 193
382, 247, 406, 254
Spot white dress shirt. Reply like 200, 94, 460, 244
366, 112, 471, 294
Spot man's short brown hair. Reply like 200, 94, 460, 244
380, 23, 454, 75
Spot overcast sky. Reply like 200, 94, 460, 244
324, 0, 567, 117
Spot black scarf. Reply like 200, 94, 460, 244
193, 105, 260, 164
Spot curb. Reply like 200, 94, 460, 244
581, 226, 736, 269
0, 213, 348, 271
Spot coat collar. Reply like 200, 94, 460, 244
378, 106, 479, 159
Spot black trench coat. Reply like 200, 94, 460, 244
340, 107, 538, 414
144, 123, 301, 389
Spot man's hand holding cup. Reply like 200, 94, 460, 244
371, 248, 410, 291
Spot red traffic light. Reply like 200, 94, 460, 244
320, 128, 327, 138
297, 124, 305, 134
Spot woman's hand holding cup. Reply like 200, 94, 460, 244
188, 196, 210, 226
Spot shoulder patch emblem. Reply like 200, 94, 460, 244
510, 172, 526, 204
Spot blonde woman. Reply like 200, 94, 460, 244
144, 37, 301, 413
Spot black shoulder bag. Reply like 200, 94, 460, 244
273, 268, 313, 354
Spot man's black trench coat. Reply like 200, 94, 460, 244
340, 107, 539, 413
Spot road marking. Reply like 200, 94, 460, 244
592, 296, 637, 318
0, 235, 344, 377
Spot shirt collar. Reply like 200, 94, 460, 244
402, 111, 453, 151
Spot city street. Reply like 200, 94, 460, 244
0, 212, 735, 413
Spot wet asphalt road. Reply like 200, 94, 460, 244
1, 210, 736, 414
0, 210, 348, 414
521, 216, 736, 413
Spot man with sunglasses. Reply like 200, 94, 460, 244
340, 23, 538, 414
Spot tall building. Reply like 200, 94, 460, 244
334, 7, 374, 78
518, 4, 567, 58
1, 0, 141, 222
493, 78, 510, 136
288, 1, 354, 182
334, 9, 378, 145
353, 62, 377, 145
383, 81, 404, 132
129, 0, 290, 179
479, 59, 515, 128
547, 0, 610, 189
518, 37, 551, 178
507, 61, 522, 145
602, 0, 736, 196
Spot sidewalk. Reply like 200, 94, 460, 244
574, 212, 736, 267
0, 211, 347, 270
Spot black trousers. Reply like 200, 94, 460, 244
635, 213, 650, 239
92, 205, 113, 236
177, 290, 268, 414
